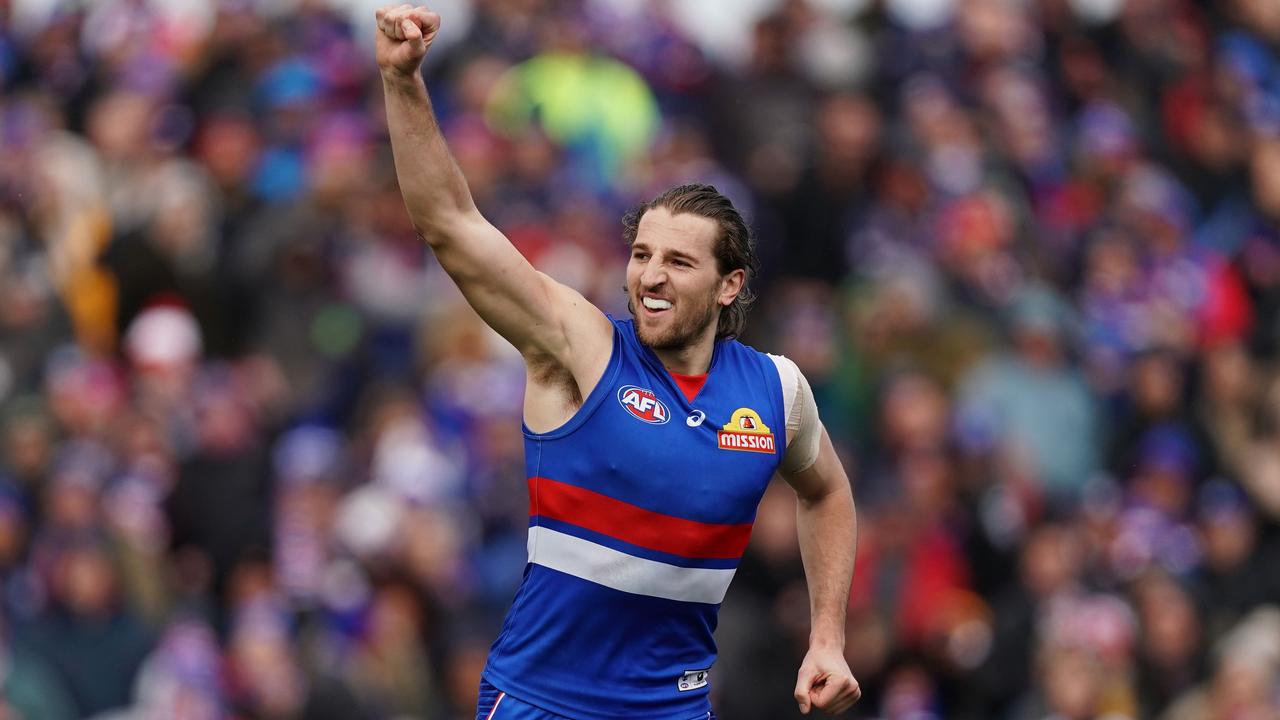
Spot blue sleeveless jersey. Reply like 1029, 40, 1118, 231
482, 317, 786, 719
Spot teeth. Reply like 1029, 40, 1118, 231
643, 297, 673, 311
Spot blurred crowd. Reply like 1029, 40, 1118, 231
2, 0, 1280, 718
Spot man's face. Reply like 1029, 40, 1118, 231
625, 208, 738, 351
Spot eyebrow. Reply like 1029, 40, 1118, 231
629, 242, 701, 265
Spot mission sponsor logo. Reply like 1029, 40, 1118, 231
617, 385, 670, 424
717, 408, 775, 453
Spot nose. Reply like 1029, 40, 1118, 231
639, 260, 667, 290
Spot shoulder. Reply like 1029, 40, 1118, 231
763, 352, 801, 387
713, 339, 796, 393
605, 315, 637, 353
608, 315, 634, 334
763, 353, 804, 420
720, 336, 776, 365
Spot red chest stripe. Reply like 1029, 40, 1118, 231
528, 477, 753, 560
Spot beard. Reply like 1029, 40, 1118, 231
629, 287, 720, 350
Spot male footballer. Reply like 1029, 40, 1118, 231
375, 5, 860, 718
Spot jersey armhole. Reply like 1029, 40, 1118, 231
767, 353, 824, 475
766, 353, 800, 448
521, 321, 622, 440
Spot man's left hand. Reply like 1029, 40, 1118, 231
794, 645, 861, 715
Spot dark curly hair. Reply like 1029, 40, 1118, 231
621, 184, 759, 340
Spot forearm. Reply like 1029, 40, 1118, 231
796, 484, 857, 649
380, 71, 477, 239
787, 430, 864, 714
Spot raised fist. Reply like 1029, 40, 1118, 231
375, 4, 440, 78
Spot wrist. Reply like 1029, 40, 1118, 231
380, 67, 424, 88
809, 626, 845, 652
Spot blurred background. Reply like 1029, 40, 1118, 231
2, 0, 1280, 718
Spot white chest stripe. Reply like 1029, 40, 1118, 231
527, 526, 736, 605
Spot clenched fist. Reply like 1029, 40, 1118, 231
375, 4, 440, 78
795, 645, 862, 715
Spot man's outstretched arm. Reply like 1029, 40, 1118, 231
781, 426, 861, 715
375, 5, 611, 372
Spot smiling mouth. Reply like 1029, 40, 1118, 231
641, 296, 673, 313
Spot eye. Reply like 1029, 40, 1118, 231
632, 250, 650, 261
673, 259, 691, 268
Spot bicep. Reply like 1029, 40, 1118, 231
429, 212, 612, 370
781, 427, 849, 505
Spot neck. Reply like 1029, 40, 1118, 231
651, 323, 719, 375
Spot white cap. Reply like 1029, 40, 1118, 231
125, 305, 202, 369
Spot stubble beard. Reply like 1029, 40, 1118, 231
631, 290, 720, 351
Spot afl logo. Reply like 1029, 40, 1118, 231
617, 385, 670, 425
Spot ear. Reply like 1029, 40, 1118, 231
717, 268, 745, 308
